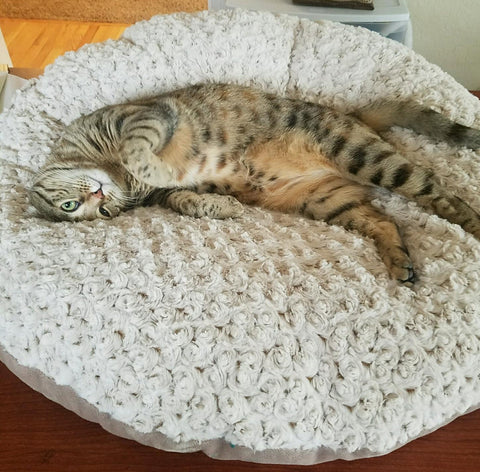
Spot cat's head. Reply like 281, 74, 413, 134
28, 164, 133, 221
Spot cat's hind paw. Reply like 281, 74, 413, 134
382, 246, 417, 286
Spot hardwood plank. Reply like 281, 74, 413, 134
1, 362, 480, 472
0, 18, 128, 68
0, 18, 21, 41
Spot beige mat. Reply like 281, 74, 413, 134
0, 0, 207, 24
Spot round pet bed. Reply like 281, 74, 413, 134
1, 9, 480, 465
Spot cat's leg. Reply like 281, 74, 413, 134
155, 189, 244, 219
298, 177, 415, 283
325, 134, 480, 239
118, 105, 179, 188
119, 134, 177, 188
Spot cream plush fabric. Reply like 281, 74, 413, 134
1, 9, 480, 465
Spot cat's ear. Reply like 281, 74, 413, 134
39, 111, 65, 129
39, 112, 68, 144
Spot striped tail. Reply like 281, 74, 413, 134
357, 100, 480, 149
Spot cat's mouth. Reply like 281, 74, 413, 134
88, 174, 116, 200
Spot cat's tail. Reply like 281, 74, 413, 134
357, 100, 480, 149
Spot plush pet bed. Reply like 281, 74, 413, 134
1, 9, 480, 465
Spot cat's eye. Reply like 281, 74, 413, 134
99, 206, 111, 218
60, 201, 80, 212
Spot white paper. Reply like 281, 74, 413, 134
0, 28, 13, 67
0, 73, 29, 113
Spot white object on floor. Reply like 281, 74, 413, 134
0, 72, 28, 113
0, 28, 13, 67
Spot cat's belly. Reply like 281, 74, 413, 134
199, 130, 343, 211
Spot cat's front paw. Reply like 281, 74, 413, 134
120, 143, 175, 187
201, 194, 244, 219
170, 191, 244, 219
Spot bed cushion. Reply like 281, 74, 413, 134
1, 9, 480, 465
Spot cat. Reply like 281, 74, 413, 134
28, 83, 480, 284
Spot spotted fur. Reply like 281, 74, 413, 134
29, 83, 480, 283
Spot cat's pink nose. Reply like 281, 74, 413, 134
91, 188, 104, 199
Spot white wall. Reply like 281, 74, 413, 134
407, 0, 480, 90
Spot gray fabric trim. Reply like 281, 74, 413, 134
1, 345, 479, 465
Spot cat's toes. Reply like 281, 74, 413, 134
203, 195, 244, 219
222, 196, 244, 218
382, 246, 417, 285
396, 265, 416, 285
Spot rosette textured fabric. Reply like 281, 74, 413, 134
1, 9, 480, 465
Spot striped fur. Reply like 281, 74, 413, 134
29, 83, 480, 283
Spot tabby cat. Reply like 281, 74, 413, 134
29, 83, 480, 283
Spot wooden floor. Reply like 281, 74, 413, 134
0, 18, 128, 69
1, 16, 480, 472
